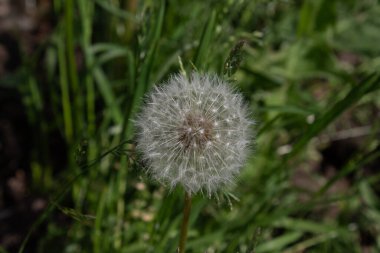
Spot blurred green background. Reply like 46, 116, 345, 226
0, 0, 379, 252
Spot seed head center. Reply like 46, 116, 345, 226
178, 113, 213, 150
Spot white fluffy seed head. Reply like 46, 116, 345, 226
135, 73, 254, 197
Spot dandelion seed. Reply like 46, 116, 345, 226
135, 73, 254, 196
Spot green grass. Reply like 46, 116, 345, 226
3, 0, 380, 252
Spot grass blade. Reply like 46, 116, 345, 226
193, 10, 217, 69
289, 72, 380, 157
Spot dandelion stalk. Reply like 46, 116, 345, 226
178, 192, 192, 253
134, 72, 254, 250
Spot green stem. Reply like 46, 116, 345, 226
65, 0, 82, 134
58, 38, 73, 142
179, 192, 192, 253
78, 0, 95, 135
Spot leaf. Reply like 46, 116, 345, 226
125, 0, 166, 139
255, 232, 303, 252
288, 72, 380, 158
193, 10, 217, 69
93, 67, 123, 124
93, 0, 138, 22
57, 205, 96, 224
272, 217, 346, 235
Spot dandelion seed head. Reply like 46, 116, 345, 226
135, 73, 254, 196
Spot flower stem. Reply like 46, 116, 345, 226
178, 191, 192, 253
